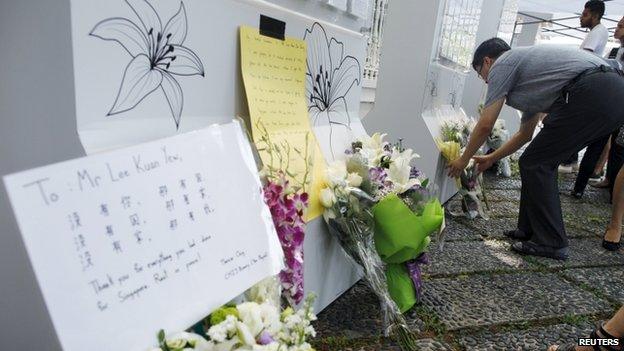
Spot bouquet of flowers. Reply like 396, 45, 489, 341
319, 133, 444, 351
485, 120, 512, 177
436, 116, 488, 219
149, 293, 317, 351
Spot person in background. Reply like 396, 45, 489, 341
448, 38, 624, 260
559, 0, 609, 174
571, 16, 624, 200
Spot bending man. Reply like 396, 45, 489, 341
447, 38, 624, 260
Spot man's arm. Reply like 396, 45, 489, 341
473, 112, 541, 173
446, 98, 504, 177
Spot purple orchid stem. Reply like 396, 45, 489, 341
405, 253, 429, 300
262, 176, 307, 305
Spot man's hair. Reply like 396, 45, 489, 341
471, 38, 511, 71
585, 0, 605, 19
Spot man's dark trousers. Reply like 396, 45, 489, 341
518, 69, 624, 248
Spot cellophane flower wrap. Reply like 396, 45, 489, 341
436, 116, 488, 220
486, 120, 512, 177
319, 133, 444, 351
150, 294, 317, 351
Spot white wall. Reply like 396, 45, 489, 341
0, 1, 79, 349
363, 0, 445, 192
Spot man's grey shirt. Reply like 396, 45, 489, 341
484, 45, 607, 122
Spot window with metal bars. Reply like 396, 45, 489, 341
437, 0, 483, 69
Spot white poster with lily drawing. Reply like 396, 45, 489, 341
69, 0, 366, 159
3, 121, 283, 351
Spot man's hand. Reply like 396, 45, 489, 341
473, 155, 495, 174
447, 157, 469, 178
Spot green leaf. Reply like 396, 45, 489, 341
158, 330, 165, 343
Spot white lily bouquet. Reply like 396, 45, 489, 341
486, 120, 512, 177
436, 116, 489, 219
148, 282, 317, 351
319, 133, 444, 351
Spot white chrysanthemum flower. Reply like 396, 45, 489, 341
207, 323, 228, 343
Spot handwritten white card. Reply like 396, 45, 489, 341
3, 121, 283, 351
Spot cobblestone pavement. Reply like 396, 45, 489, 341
313, 169, 624, 350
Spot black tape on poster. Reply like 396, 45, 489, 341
259, 15, 285, 40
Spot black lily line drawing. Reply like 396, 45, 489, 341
303, 22, 361, 159
90, 0, 204, 129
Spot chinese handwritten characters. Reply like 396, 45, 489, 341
3, 122, 283, 351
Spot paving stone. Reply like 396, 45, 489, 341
485, 177, 522, 190
562, 204, 610, 235
561, 202, 610, 232
529, 238, 624, 269
437, 218, 483, 242
464, 217, 518, 239
424, 240, 529, 276
458, 323, 593, 351
314, 338, 451, 351
421, 273, 612, 330
560, 188, 610, 205
461, 215, 597, 241
486, 189, 521, 203
315, 281, 423, 339
563, 266, 624, 303
315, 281, 386, 339
413, 339, 452, 351
563, 225, 600, 239
487, 201, 519, 218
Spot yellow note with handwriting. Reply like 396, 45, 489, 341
240, 26, 325, 220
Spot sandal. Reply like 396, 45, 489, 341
503, 229, 531, 240
589, 322, 623, 350
511, 241, 569, 260
603, 229, 622, 252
